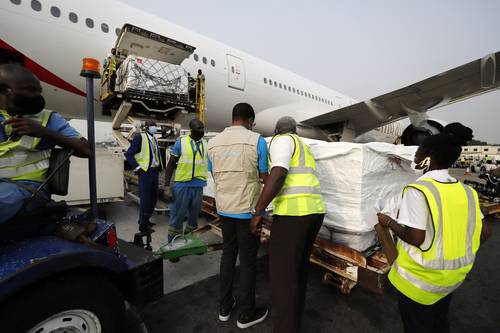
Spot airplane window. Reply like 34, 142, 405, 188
69, 12, 78, 23
86, 18, 94, 29
264, 78, 267, 84
288, 86, 291, 92
202, 57, 207, 64
31, 0, 41, 11
283, 84, 287, 90
101, 23, 109, 33
50, 6, 60, 18
274, 81, 277, 87
115, 28, 121, 36
292, 88, 295, 93
211, 59, 216, 67
279, 83, 282, 89
269, 79, 273, 85
10, 0, 21, 5
301, 91, 304, 96
231, 66, 235, 73
193, 54, 199, 61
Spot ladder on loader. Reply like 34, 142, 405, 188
195, 72, 206, 123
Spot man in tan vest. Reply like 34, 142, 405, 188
208, 103, 269, 329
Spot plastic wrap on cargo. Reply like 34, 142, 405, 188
116, 55, 188, 95
310, 141, 418, 234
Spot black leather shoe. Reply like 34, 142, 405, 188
139, 224, 154, 233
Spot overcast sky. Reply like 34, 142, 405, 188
122, 0, 499, 143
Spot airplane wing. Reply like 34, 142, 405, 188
302, 51, 500, 136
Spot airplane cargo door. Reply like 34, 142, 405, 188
227, 54, 245, 91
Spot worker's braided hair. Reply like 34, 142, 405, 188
420, 122, 473, 168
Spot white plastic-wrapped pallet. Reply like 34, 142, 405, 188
116, 55, 189, 95
309, 141, 418, 251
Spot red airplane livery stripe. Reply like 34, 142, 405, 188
0, 39, 86, 97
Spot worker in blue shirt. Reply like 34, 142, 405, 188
124, 120, 163, 232
164, 118, 207, 242
0, 64, 90, 224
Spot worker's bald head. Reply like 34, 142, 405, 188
275, 116, 297, 135
0, 64, 44, 115
0, 64, 40, 92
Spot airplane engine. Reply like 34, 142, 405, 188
401, 119, 445, 146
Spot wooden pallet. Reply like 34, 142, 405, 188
200, 197, 390, 294
480, 199, 500, 217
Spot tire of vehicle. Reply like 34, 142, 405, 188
0, 273, 125, 333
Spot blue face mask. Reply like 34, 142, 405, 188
147, 126, 158, 134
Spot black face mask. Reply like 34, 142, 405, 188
7, 93, 46, 115
191, 129, 204, 141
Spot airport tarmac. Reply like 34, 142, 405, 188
103, 169, 499, 332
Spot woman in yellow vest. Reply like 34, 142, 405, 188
377, 123, 490, 333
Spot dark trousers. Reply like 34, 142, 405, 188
397, 290, 452, 333
220, 216, 260, 316
269, 214, 324, 333
138, 167, 159, 225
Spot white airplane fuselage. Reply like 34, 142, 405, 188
1, 0, 356, 137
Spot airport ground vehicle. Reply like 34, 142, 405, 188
0, 60, 163, 333
470, 159, 498, 174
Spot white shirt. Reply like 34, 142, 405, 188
397, 169, 482, 250
268, 135, 295, 170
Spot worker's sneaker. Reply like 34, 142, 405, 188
218, 297, 236, 322
236, 307, 268, 329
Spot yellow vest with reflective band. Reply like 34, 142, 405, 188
174, 136, 208, 182
388, 179, 482, 305
0, 109, 53, 182
107, 56, 116, 74
134, 133, 162, 171
271, 134, 325, 216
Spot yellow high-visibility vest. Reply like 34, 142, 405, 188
388, 179, 482, 305
0, 109, 53, 182
134, 133, 162, 171
174, 136, 208, 182
271, 134, 325, 216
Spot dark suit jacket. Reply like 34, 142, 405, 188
124, 133, 162, 171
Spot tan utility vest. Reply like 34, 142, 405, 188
208, 126, 262, 214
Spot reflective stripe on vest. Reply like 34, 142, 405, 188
134, 133, 162, 171
388, 179, 482, 305
175, 136, 208, 182
271, 134, 325, 216
0, 109, 52, 182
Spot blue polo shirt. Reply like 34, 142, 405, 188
208, 136, 268, 219
171, 137, 207, 187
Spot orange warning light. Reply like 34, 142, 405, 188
80, 58, 101, 78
